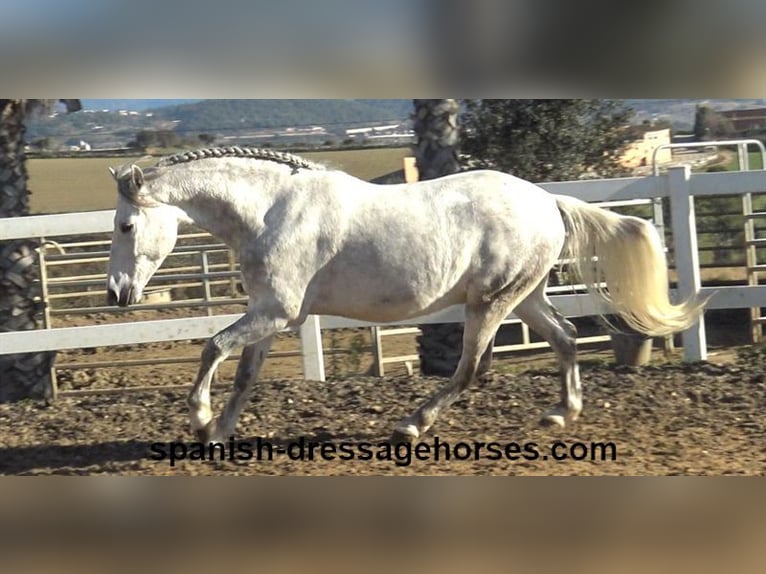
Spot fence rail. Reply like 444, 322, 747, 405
2, 165, 766, 392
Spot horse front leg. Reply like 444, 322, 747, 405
187, 311, 287, 442
212, 336, 274, 441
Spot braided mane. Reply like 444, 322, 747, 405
155, 146, 324, 173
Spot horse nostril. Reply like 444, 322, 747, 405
121, 285, 134, 307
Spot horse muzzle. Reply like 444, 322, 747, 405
107, 275, 140, 307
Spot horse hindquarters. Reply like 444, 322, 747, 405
393, 214, 567, 440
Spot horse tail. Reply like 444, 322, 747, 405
554, 194, 706, 336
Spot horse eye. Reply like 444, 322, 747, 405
120, 222, 135, 233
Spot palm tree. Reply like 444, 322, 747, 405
412, 99, 494, 376
0, 99, 80, 401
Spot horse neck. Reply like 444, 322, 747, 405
161, 163, 283, 249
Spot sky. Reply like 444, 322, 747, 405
79, 100, 202, 111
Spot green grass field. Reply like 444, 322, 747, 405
718, 150, 765, 171
27, 147, 411, 214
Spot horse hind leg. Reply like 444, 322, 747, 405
393, 295, 520, 442
514, 282, 582, 428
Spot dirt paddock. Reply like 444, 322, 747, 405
1, 343, 764, 475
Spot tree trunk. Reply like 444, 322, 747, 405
0, 100, 55, 401
413, 99, 494, 376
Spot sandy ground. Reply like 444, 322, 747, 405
1, 349, 764, 475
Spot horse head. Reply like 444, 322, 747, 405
106, 161, 182, 307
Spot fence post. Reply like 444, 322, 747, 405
667, 166, 707, 362
37, 237, 58, 400
370, 326, 384, 377
300, 314, 326, 381
200, 250, 213, 318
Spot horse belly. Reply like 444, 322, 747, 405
308, 264, 467, 322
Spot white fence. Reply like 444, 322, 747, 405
2, 165, 766, 386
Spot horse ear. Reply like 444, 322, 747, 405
113, 162, 159, 206
131, 165, 144, 189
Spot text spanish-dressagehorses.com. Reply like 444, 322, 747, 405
148, 436, 618, 467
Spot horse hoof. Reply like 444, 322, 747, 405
390, 425, 419, 444
193, 419, 222, 443
539, 414, 566, 429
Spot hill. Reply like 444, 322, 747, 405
26, 99, 414, 149
148, 99, 412, 134
27, 99, 766, 152
624, 99, 766, 130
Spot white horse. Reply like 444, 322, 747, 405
106, 147, 704, 443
